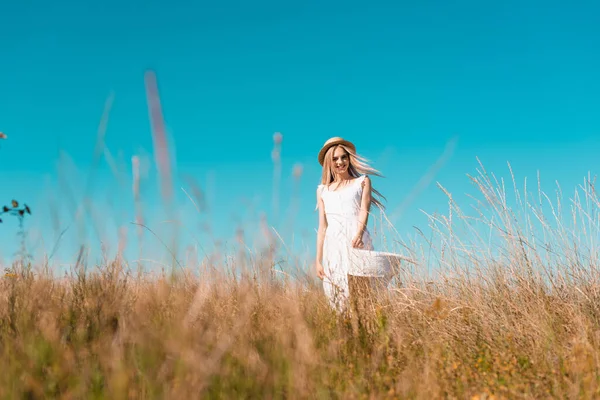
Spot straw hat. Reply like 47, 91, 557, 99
317, 137, 356, 166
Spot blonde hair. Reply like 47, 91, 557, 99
320, 144, 386, 210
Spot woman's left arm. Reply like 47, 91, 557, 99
352, 176, 372, 247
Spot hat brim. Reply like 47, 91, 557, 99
318, 139, 356, 166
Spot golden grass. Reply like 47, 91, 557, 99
2, 253, 600, 399
3, 151, 600, 398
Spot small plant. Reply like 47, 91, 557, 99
1, 200, 33, 269
0, 199, 31, 224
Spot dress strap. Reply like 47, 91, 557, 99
315, 184, 325, 211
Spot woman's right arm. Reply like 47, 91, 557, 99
316, 187, 327, 278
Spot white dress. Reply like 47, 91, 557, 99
318, 175, 374, 311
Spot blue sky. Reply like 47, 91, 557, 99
0, 0, 599, 270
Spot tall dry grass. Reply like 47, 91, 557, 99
2, 161, 600, 399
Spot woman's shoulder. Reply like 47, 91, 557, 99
356, 175, 371, 191
315, 184, 326, 211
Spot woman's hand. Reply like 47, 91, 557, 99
316, 261, 325, 280
351, 233, 364, 249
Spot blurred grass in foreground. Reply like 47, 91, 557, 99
3, 76, 600, 397
2, 245, 600, 399
3, 158, 600, 399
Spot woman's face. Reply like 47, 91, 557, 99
332, 146, 350, 175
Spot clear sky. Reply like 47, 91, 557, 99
1, 0, 599, 271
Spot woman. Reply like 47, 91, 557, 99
315, 137, 386, 312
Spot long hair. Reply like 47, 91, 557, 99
320, 144, 386, 210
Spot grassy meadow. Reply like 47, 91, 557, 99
3, 79, 600, 398
2, 160, 600, 400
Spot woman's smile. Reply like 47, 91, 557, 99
332, 148, 350, 174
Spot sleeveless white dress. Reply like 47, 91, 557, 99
318, 175, 374, 311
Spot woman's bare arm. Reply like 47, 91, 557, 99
356, 176, 372, 237
316, 187, 327, 265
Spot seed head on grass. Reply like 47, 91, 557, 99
145, 70, 173, 205
0, 199, 31, 224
